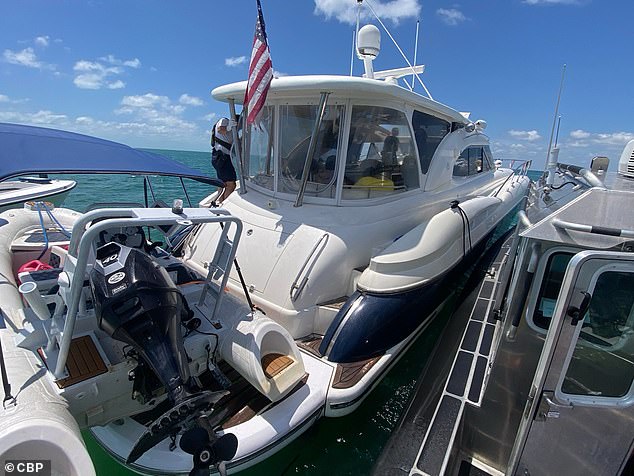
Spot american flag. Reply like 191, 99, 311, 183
244, 0, 273, 126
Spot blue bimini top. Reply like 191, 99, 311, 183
0, 122, 222, 187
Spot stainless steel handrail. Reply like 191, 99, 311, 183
55, 207, 242, 378
290, 233, 329, 302
552, 218, 634, 238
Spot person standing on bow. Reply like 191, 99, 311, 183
211, 117, 237, 205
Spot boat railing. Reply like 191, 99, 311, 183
53, 206, 243, 379
290, 233, 329, 302
552, 218, 634, 239
493, 159, 532, 198
556, 162, 604, 188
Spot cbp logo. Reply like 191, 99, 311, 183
107, 271, 126, 285
4, 460, 51, 476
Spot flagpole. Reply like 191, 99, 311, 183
228, 98, 247, 195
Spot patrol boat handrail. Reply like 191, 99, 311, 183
552, 217, 634, 239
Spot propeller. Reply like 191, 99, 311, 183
126, 390, 227, 464
180, 426, 238, 476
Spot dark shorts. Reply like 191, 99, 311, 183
211, 150, 237, 183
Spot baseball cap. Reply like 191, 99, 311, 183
215, 117, 229, 131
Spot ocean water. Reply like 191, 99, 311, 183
56, 150, 532, 475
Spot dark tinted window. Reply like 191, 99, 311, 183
411, 110, 451, 174
533, 252, 574, 330
453, 146, 486, 177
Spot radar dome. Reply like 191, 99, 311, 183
357, 24, 381, 59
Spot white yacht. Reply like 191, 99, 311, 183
183, 24, 531, 418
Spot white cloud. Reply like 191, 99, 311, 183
120, 93, 170, 109
436, 8, 467, 26
0, 93, 29, 104
565, 130, 634, 146
100, 54, 141, 68
179, 94, 204, 106
34, 36, 50, 47
3, 47, 46, 69
0, 109, 69, 126
593, 132, 634, 145
509, 129, 541, 141
108, 80, 126, 90
203, 113, 218, 122
225, 56, 247, 67
73, 58, 135, 90
523, 0, 582, 5
570, 129, 590, 139
116, 93, 197, 134
314, 0, 420, 25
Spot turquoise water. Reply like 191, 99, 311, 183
55, 151, 532, 475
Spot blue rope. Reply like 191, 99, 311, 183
35, 203, 49, 261
42, 202, 71, 238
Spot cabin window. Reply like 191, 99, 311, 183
561, 270, 634, 398
411, 110, 451, 174
453, 146, 489, 177
245, 105, 275, 191
343, 105, 418, 199
277, 104, 344, 198
532, 252, 574, 330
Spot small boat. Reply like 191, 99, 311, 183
373, 142, 634, 475
0, 176, 76, 212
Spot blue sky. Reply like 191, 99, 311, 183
1, 0, 632, 169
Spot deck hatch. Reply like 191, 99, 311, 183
56, 335, 107, 388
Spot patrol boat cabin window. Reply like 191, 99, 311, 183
343, 105, 419, 199
532, 252, 574, 330
411, 110, 451, 174
278, 104, 344, 199
562, 270, 634, 399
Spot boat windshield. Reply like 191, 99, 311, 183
342, 105, 418, 200
242, 102, 434, 202
278, 104, 344, 198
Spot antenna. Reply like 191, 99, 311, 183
545, 64, 566, 185
554, 115, 561, 148
363, 0, 433, 99
349, 30, 355, 76
409, 20, 420, 91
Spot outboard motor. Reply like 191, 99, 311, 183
90, 241, 191, 402
90, 242, 234, 467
